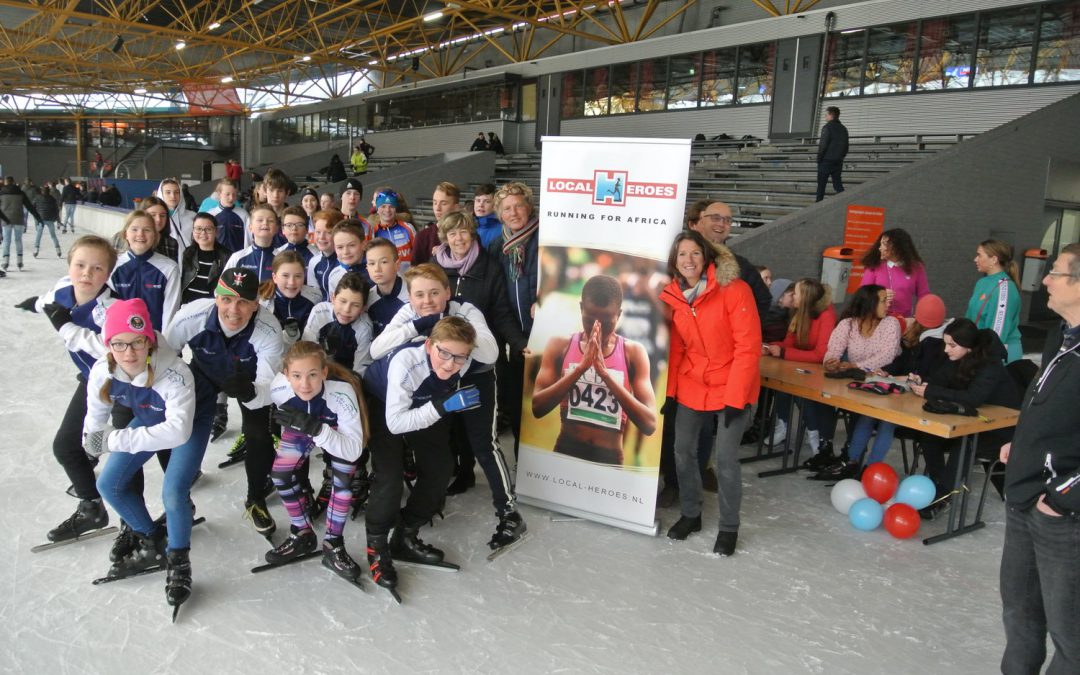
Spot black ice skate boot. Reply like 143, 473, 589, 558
264, 527, 317, 565
166, 548, 192, 620
366, 534, 398, 589
390, 525, 444, 565
210, 403, 228, 441
244, 498, 277, 540
47, 498, 109, 542
108, 527, 166, 579
489, 510, 527, 551
321, 538, 362, 581
110, 521, 138, 562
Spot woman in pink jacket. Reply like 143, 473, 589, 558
859, 228, 929, 318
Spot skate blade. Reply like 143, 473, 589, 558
172, 604, 181, 623
393, 558, 460, 572
250, 550, 321, 574
216, 454, 246, 469
92, 564, 165, 585
387, 588, 403, 604
33, 526, 118, 553
487, 533, 530, 562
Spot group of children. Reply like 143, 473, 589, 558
24, 172, 529, 615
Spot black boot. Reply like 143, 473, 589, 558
321, 539, 361, 581
666, 515, 702, 540
801, 440, 836, 470
110, 521, 138, 562
47, 498, 109, 542
489, 510, 527, 550
714, 530, 738, 556
210, 403, 228, 441
166, 548, 192, 608
108, 527, 166, 578
390, 525, 444, 564
366, 534, 398, 589
264, 527, 316, 565
244, 499, 277, 539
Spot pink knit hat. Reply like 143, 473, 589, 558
914, 294, 946, 329
103, 298, 156, 345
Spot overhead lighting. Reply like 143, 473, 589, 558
221, 76, 234, 83
134, 87, 147, 94
301, 55, 311, 62
840, 28, 865, 34
208, 21, 221, 30
175, 40, 186, 50
423, 11, 443, 22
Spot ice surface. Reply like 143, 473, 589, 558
2, 251, 1012, 674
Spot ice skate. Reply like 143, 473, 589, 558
366, 534, 401, 603
210, 403, 228, 442
244, 499, 277, 541
166, 548, 192, 622
217, 433, 246, 468
390, 525, 458, 570
46, 498, 109, 543
109, 521, 138, 562
487, 510, 528, 561
321, 540, 363, 583
94, 528, 166, 584
263, 527, 317, 566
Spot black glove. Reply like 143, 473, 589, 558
660, 397, 676, 415
722, 405, 748, 429
320, 329, 343, 357
412, 313, 443, 336
432, 385, 481, 416
220, 369, 257, 402
15, 296, 38, 312
42, 302, 72, 331
272, 405, 324, 437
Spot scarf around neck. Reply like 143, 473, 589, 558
501, 217, 539, 282
435, 240, 480, 275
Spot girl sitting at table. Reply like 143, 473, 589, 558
907, 318, 1021, 518
762, 278, 835, 466
809, 284, 902, 481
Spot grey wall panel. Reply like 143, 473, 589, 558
820, 85, 1080, 136
560, 106, 771, 140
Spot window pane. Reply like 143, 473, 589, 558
636, 58, 668, 111
974, 5, 1038, 87
666, 53, 701, 109
28, 120, 76, 146
560, 71, 584, 118
700, 48, 736, 107
863, 22, 918, 94
736, 42, 775, 103
1036, 1, 1080, 83
609, 62, 637, 115
584, 66, 610, 116
520, 81, 537, 121
0, 120, 25, 145
824, 31, 865, 97
917, 15, 977, 90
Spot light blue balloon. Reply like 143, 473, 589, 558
849, 498, 884, 531
895, 475, 936, 510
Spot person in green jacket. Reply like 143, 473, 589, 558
965, 239, 1022, 362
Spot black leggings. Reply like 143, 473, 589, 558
240, 403, 276, 502
449, 369, 515, 514
365, 398, 453, 536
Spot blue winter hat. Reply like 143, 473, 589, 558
374, 190, 399, 209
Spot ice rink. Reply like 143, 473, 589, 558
2, 248, 1010, 674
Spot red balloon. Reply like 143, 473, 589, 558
861, 462, 899, 503
883, 503, 921, 539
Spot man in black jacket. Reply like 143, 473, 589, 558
999, 242, 1080, 674
815, 106, 849, 202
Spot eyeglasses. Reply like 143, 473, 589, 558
109, 336, 149, 352
1045, 271, 1077, 280
700, 214, 733, 224
193, 227, 216, 234
282, 221, 308, 229
435, 345, 469, 365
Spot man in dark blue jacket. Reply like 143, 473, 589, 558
815, 106, 849, 202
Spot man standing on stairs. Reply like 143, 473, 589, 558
816, 106, 849, 202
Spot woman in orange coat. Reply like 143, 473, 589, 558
659, 230, 761, 556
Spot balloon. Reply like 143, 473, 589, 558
830, 479, 868, 515
883, 503, 921, 539
862, 462, 899, 503
848, 498, 884, 531
895, 475, 936, 510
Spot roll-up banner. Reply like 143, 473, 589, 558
516, 136, 690, 535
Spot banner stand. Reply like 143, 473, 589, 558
519, 496, 660, 537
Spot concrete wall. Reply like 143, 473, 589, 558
1, 145, 234, 186
729, 92, 1080, 320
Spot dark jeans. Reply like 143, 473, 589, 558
660, 403, 712, 488
816, 160, 844, 201
365, 398, 453, 536
1000, 504, 1080, 674
450, 368, 514, 514
496, 350, 526, 456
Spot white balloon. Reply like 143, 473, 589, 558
830, 479, 868, 515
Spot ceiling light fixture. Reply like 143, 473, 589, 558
208, 21, 221, 30
423, 11, 443, 22
175, 40, 186, 50
134, 87, 147, 94
301, 55, 311, 61
221, 76, 234, 83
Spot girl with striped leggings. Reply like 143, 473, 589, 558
265, 341, 369, 581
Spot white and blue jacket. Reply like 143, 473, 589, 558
36, 278, 114, 378
83, 340, 195, 453
225, 243, 276, 282
365, 275, 409, 338
164, 298, 283, 409
209, 203, 251, 253
363, 342, 472, 435
307, 251, 337, 300
301, 301, 374, 375
109, 249, 181, 331
369, 298, 499, 367
270, 373, 364, 462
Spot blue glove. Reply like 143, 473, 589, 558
433, 385, 481, 415
412, 313, 443, 336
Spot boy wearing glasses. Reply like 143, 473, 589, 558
362, 316, 483, 583
275, 206, 314, 267
369, 264, 526, 553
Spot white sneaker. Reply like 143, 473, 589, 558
770, 419, 787, 446
807, 430, 821, 454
